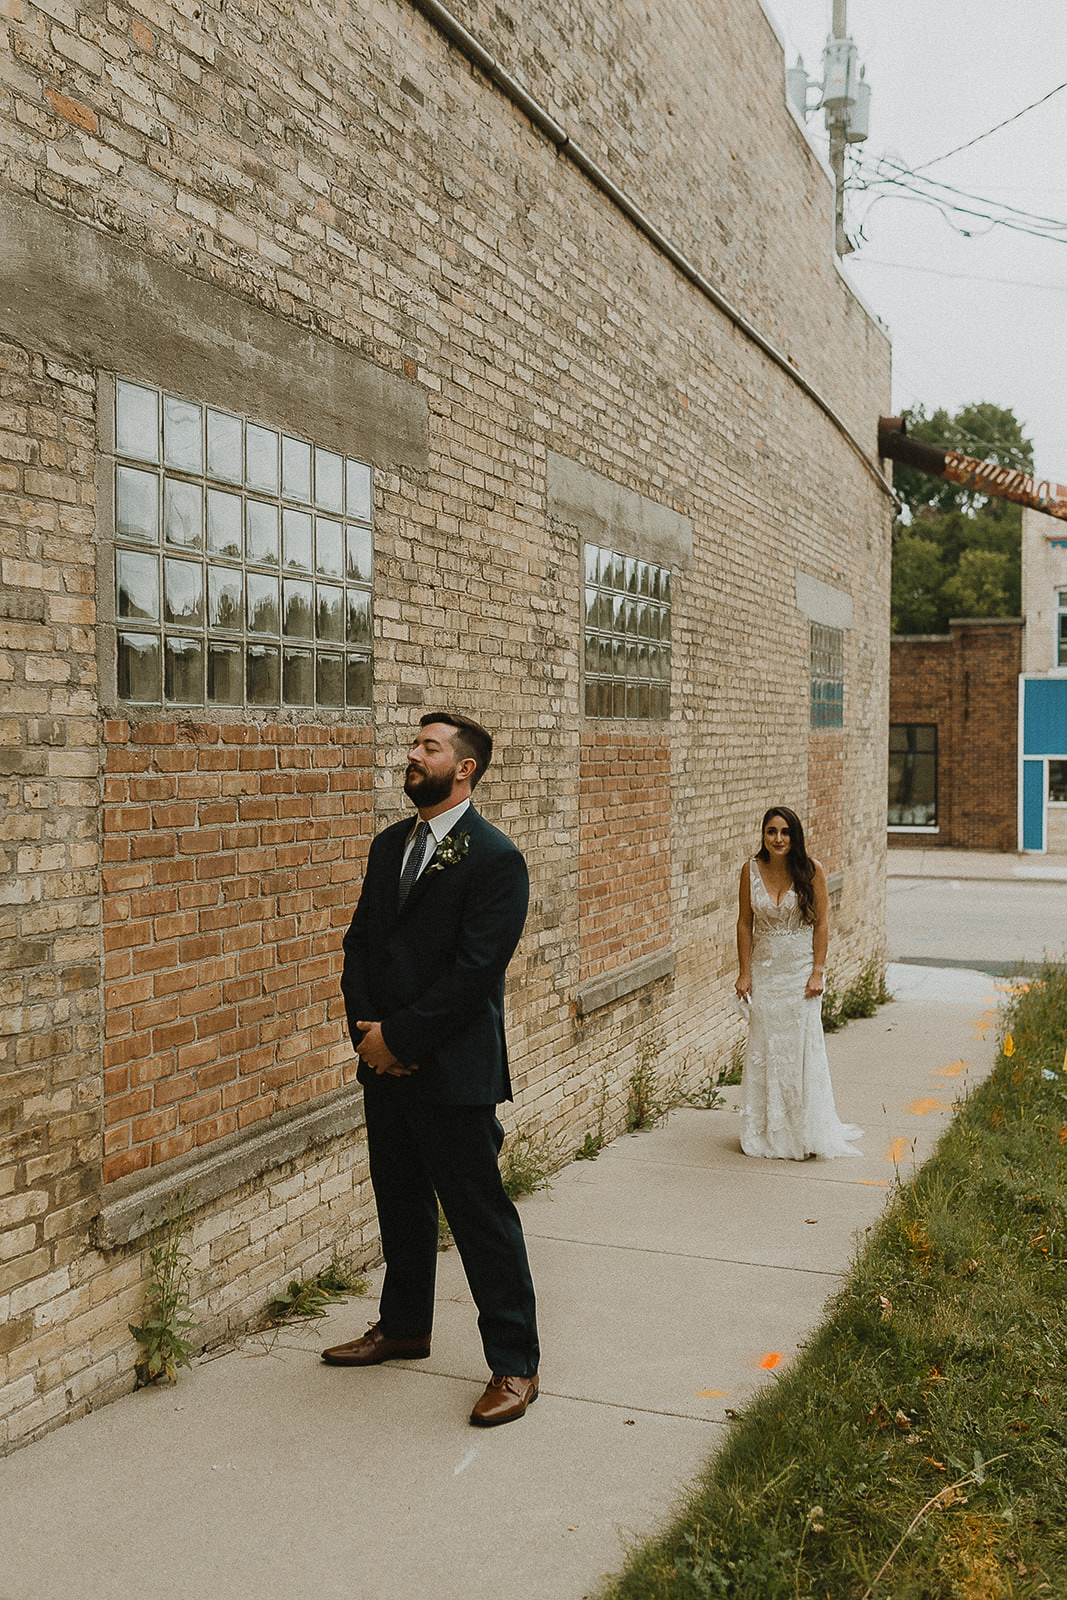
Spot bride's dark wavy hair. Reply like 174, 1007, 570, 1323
756, 805, 817, 925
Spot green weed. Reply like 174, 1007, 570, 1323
500, 1124, 563, 1198
823, 957, 892, 1032
627, 1040, 660, 1131
262, 1256, 367, 1326
129, 1192, 197, 1388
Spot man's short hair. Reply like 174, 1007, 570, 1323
420, 711, 493, 788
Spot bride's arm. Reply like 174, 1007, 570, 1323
735, 861, 753, 998
806, 861, 829, 998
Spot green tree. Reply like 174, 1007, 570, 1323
890, 533, 946, 634
891, 402, 1031, 633
942, 546, 1013, 618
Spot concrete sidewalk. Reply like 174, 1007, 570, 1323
888, 846, 1067, 881
0, 963, 1004, 1600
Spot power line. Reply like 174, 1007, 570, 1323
848, 151, 1067, 243
868, 156, 1067, 230
914, 82, 1067, 171
847, 258, 1067, 294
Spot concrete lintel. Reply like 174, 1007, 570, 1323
94, 1085, 366, 1248
547, 452, 692, 570
0, 188, 428, 471
795, 569, 853, 630
575, 948, 676, 1017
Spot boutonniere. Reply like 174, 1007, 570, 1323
423, 831, 470, 874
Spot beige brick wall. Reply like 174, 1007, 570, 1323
0, 0, 891, 1451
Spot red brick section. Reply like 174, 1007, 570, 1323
579, 731, 670, 983
101, 721, 372, 1182
889, 620, 1023, 851
807, 733, 844, 874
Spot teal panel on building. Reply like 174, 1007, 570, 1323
1022, 678, 1067, 756
1022, 760, 1045, 852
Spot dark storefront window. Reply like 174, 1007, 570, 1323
888, 724, 937, 827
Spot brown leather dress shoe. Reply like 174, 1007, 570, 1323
321, 1322, 431, 1365
469, 1373, 539, 1426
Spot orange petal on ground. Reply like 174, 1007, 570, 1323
759, 1352, 782, 1370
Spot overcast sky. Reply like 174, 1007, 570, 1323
763, 0, 1067, 482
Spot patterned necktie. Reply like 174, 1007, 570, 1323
397, 820, 431, 908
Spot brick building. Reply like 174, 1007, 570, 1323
889, 619, 1024, 852
0, 0, 893, 1449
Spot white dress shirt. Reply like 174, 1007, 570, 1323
399, 798, 471, 883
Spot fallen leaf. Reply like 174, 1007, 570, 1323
759, 1352, 782, 1370
923, 1457, 946, 1472
805, 1218, 818, 1224
894, 1409, 912, 1430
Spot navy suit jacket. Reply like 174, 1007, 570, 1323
341, 805, 530, 1104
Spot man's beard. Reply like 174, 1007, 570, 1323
404, 763, 456, 808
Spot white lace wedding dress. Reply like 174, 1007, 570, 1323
740, 859, 863, 1160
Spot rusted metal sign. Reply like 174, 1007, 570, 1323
878, 416, 1067, 522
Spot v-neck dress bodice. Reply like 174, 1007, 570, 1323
741, 858, 862, 1161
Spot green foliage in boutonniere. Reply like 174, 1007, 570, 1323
423, 831, 471, 874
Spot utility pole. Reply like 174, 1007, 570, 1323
827, 0, 850, 256
785, 1, 869, 256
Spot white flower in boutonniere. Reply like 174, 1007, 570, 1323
423, 831, 471, 874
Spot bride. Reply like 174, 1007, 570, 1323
734, 806, 862, 1160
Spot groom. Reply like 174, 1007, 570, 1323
324, 711, 540, 1426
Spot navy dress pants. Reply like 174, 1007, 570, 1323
363, 1080, 540, 1377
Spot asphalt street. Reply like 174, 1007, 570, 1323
887, 848, 1067, 973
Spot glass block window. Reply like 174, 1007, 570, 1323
809, 623, 844, 729
112, 379, 373, 709
888, 724, 937, 827
583, 544, 671, 720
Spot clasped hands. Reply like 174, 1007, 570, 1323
735, 973, 824, 1000
355, 1020, 420, 1077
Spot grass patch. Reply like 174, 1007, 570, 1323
598, 962, 1067, 1599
